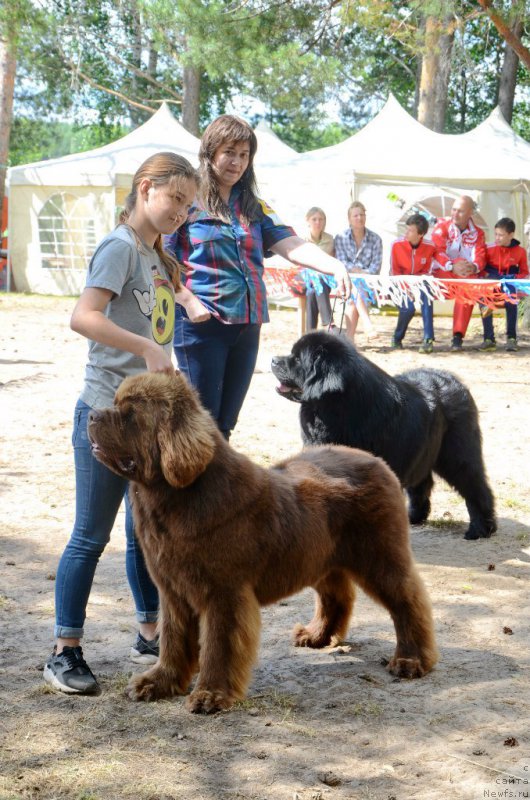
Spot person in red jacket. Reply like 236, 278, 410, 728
390, 213, 442, 354
479, 217, 529, 352
431, 195, 487, 351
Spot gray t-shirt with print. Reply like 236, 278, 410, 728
80, 225, 175, 409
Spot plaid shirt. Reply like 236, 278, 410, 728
165, 187, 295, 324
334, 227, 383, 275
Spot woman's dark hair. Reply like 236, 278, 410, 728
119, 151, 199, 288
198, 115, 259, 224
406, 213, 429, 237
494, 217, 515, 234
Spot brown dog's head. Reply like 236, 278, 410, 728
88, 371, 217, 488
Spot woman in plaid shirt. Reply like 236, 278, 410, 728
166, 115, 350, 440
334, 201, 383, 342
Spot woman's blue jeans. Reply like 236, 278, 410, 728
173, 306, 261, 439
394, 295, 434, 342
54, 400, 158, 639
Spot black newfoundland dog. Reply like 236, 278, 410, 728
271, 331, 496, 541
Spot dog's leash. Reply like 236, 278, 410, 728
328, 295, 346, 335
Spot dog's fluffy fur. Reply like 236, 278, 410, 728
271, 331, 496, 540
88, 371, 437, 714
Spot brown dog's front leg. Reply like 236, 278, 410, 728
187, 586, 261, 714
127, 591, 199, 702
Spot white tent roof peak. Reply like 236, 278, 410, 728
253, 119, 298, 164
462, 104, 530, 146
115, 102, 201, 153
293, 93, 530, 183
8, 102, 201, 188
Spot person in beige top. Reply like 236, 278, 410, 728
304, 207, 337, 331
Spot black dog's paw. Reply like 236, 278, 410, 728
408, 503, 430, 526
464, 519, 496, 540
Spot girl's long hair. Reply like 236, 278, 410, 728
198, 115, 259, 224
119, 151, 199, 288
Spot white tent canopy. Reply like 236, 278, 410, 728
7, 103, 204, 294
9, 102, 200, 189
253, 119, 298, 166
293, 95, 530, 182
267, 96, 530, 266
7, 96, 530, 293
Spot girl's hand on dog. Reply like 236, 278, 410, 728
142, 340, 175, 374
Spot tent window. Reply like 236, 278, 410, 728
38, 193, 97, 270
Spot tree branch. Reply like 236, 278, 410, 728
476, 0, 530, 70
92, 45, 182, 103
66, 60, 157, 113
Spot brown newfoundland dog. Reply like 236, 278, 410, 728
88, 371, 437, 714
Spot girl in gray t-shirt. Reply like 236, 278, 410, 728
44, 152, 210, 695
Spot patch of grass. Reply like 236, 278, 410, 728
504, 497, 530, 512
28, 682, 56, 697
336, 698, 383, 717
106, 671, 132, 693
37, 602, 55, 616
428, 518, 459, 529
0, 595, 11, 611
350, 701, 383, 717
264, 688, 297, 711
283, 721, 320, 737
516, 532, 529, 544
429, 713, 456, 726
237, 688, 298, 715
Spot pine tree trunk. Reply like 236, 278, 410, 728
417, 16, 455, 132
182, 64, 200, 136
498, 19, 523, 124
413, 52, 423, 118
0, 34, 16, 230
417, 17, 439, 130
128, 0, 145, 126
432, 26, 455, 132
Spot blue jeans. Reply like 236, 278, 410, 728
482, 302, 518, 340
481, 267, 519, 340
394, 295, 434, 342
173, 306, 261, 439
54, 400, 158, 639
307, 283, 333, 329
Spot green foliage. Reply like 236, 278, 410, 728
5, 0, 530, 169
271, 118, 354, 153
8, 117, 129, 167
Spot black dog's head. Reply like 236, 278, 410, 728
271, 331, 352, 403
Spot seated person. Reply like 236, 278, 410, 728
390, 213, 442, 354
334, 201, 382, 342
431, 195, 487, 351
479, 217, 529, 352
304, 207, 336, 331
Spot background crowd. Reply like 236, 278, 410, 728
303, 194, 528, 354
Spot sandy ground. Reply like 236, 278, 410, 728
1, 293, 530, 800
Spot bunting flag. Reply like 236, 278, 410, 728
263, 267, 530, 310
